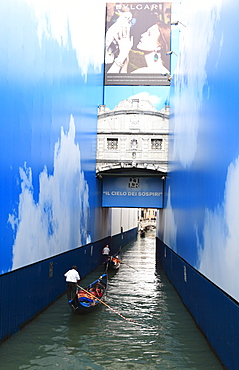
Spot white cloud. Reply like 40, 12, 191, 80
9, 115, 91, 270
172, 0, 222, 168
198, 156, 239, 301
24, 0, 106, 78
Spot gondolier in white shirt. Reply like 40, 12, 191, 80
102, 244, 111, 272
102, 244, 110, 258
64, 265, 80, 301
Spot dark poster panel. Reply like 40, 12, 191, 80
105, 2, 171, 86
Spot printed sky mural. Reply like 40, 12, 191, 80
0, 0, 106, 273
8, 116, 91, 270
163, 0, 239, 302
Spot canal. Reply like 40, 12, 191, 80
0, 231, 223, 369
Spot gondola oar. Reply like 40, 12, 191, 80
117, 259, 138, 271
77, 284, 138, 324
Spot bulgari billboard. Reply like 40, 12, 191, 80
104, 2, 171, 86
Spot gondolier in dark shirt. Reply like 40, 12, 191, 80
64, 265, 80, 301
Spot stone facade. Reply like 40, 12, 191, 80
96, 99, 169, 174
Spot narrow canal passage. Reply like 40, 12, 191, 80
0, 232, 223, 369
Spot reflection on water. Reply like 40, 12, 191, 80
0, 231, 223, 369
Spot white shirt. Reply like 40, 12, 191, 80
64, 269, 80, 283
102, 246, 110, 255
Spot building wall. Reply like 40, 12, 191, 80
111, 208, 138, 236
0, 1, 138, 342
157, 0, 239, 367
97, 99, 169, 173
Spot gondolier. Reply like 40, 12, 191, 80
102, 244, 110, 261
64, 265, 80, 301
102, 245, 111, 271
102, 244, 110, 256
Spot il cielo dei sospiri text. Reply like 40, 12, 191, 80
103, 191, 162, 197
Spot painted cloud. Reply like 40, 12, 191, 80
172, 0, 222, 168
163, 187, 177, 252
24, 0, 106, 78
198, 156, 239, 301
9, 115, 91, 270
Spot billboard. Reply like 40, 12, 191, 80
104, 2, 171, 86
102, 176, 163, 208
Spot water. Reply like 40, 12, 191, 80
0, 232, 223, 369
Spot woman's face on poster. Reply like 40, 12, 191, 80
137, 24, 160, 52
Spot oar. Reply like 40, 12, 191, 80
117, 259, 138, 272
77, 284, 137, 324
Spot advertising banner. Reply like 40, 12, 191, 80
105, 2, 171, 86
102, 176, 163, 208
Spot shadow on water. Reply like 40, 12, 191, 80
0, 231, 224, 369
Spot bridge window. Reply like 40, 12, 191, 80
131, 139, 138, 149
151, 139, 162, 150
107, 138, 118, 150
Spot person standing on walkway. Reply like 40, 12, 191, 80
64, 265, 80, 301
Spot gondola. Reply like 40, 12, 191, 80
69, 273, 107, 314
108, 255, 120, 270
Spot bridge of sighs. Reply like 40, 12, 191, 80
96, 99, 169, 209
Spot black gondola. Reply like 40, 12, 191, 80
69, 273, 107, 314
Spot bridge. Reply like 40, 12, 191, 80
96, 99, 169, 208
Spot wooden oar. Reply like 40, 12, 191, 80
117, 259, 138, 272
77, 284, 138, 323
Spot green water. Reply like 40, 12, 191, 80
0, 232, 223, 369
